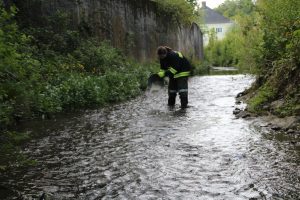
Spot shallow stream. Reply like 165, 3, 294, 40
1, 75, 299, 199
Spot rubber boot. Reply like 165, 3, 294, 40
180, 93, 188, 108
168, 94, 176, 106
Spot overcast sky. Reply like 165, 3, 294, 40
197, 0, 226, 8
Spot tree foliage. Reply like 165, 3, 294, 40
248, 0, 300, 115
0, 4, 40, 127
152, 0, 196, 24
216, 0, 256, 18
257, 0, 300, 70
204, 0, 261, 72
204, 28, 238, 67
186, 0, 198, 7
205, 0, 299, 116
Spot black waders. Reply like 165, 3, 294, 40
168, 77, 188, 108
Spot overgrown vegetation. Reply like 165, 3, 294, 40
247, 0, 300, 116
191, 60, 210, 75
204, 0, 260, 72
204, 29, 238, 67
0, 3, 159, 171
205, 0, 299, 117
152, 0, 197, 25
0, 4, 160, 129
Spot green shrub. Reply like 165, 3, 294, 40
0, 3, 157, 129
0, 4, 42, 127
128, 62, 160, 90
248, 85, 276, 113
275, 99, 300, 117
191, 60, 210, 75
208, 0, 299, 118
73, 40, 127, 75
21, 10, 81, 54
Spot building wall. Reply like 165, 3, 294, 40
202, 23, 233, 46
15, 0, 204, 61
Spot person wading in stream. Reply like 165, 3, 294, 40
156, 46, 192, 109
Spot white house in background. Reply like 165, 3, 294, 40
200, 1, 234, 46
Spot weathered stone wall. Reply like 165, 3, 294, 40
14, 0, 204, 61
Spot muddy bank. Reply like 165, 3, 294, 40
234, 92, 300, 135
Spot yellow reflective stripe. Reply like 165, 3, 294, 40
168, 67, 177, 74
175, 51, 183, 58
174, 71, 190, 78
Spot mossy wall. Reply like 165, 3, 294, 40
15, 0, 203, 61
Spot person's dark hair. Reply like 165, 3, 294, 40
157, 46, 172, 55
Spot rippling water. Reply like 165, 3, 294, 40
1, 75, 299, 200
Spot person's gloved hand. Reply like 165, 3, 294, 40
157, 71, 165, 78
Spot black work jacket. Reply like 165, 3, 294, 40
160, 51, 191, 78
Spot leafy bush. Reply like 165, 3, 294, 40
204, 29, 235, 66
204, 0, 261, 72
21, 10, 81, 55
0, 3, 159, 130
73, 40, 127, 75
246, 0, 300, 115
0, 4, 41, 127
207, 0, 299, 116
248, 84, 276, 113
258, 0, 300, 66
216, 0, 256, 19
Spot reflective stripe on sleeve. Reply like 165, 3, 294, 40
168, 67, 177, 74
175, 51, 183, 58
174, 71, 190, 78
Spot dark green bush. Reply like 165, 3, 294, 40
73, 40, 127, 75
0, 4, 42, 127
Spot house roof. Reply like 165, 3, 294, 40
201, 2, 232, 24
